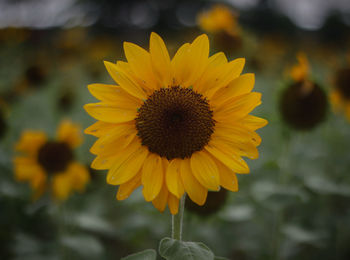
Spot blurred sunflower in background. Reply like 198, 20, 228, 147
330, 62, 350, 121
280, 53, 328, 130
85, 33, 267, 215
197, 4, 242, 52
13, 61, 49, 98
13, 120, 90, 200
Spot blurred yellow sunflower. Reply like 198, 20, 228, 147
330, 67, 350, 121
280, 53, 327, 130
197, 4, 240, 37
84, 33, 267, 214
197, 5, 242, 52
13, 120, 90, 200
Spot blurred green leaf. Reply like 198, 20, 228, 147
159, 237, 214, 260
214, 257, 229, 260
282, 225, 325, 244
304, 175, 350, 196
121, 249, 157, 260
219, 204, 254, 222
60, 235, 103, 257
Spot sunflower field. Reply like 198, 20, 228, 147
1, 0, 350, 259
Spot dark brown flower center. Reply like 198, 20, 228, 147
335, 68, 350, 99
25, 65, 46, 86
37, 141, 74, 173
135, 86, 215, 160
280, 80, 327, 130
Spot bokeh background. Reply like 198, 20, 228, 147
1, 0, 350, 259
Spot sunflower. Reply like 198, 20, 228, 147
197, 4, 242, 51
13, 120, 90, 200
330, 67, 350, 121
197, 4, 240, 37
84, 33, 267, 214
280, 53, 327, 130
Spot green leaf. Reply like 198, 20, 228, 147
159, 237, 214, 260
214, 257, 230, 260
121, 249, 157, 260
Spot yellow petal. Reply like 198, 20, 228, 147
180, 159, 207, 206
152, 182, 169, 212
162, 157, 169, 168
237, 115, 268, 131
214, 92, 261, 121
116, 61, 154, 95
184, 34, 210, 86
214, 159, 238, 192
205, 58, 246, 98
196, 57, 244, 95
123, 42, 158, 90
106, 141, 149, 185
84, 102, 137, 123
142, 153, 164, 201
290, 52, 309, 81
206, 52, 228, 67
91, 134, 136, 157
330, 90, 342, 112
87, 83, 142, 108
149, 32, 172, 87
211, 73, 255, 108
65, 162, 90, 191
13, 156, 48, 199
84, 121, 119, 137
190, 151, 220, 191
213, 124, 261, 158
213, 132, 259, 159
52, 173, 72, 201
193, 52, 227, 92
116, 172, 142, 200
14, 157, 44, 181
214, 123, 262, 146
171, 43, 191, 86
104, 61, 147, 100
205, 140, 250, 174
90, 124, 136, 155
15, 131, 47, 155
56, 120, 82, 148
91, 154, 119, 170
168, 193, 179, 215
30, 169, 47, 200
166, 159, 185, 199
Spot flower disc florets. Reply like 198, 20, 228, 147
135, 86, 215, 160
280, 80, 327, 130
37, 141, 74, 173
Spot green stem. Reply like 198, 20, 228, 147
172, 195, 185, 241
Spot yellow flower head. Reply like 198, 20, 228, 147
13, 120, 90, 201
330, 67, 350, 121
84, 33, 267, 214
290, 52, 310, 82
197, 4, 240, 37
281, 53, 328, 130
